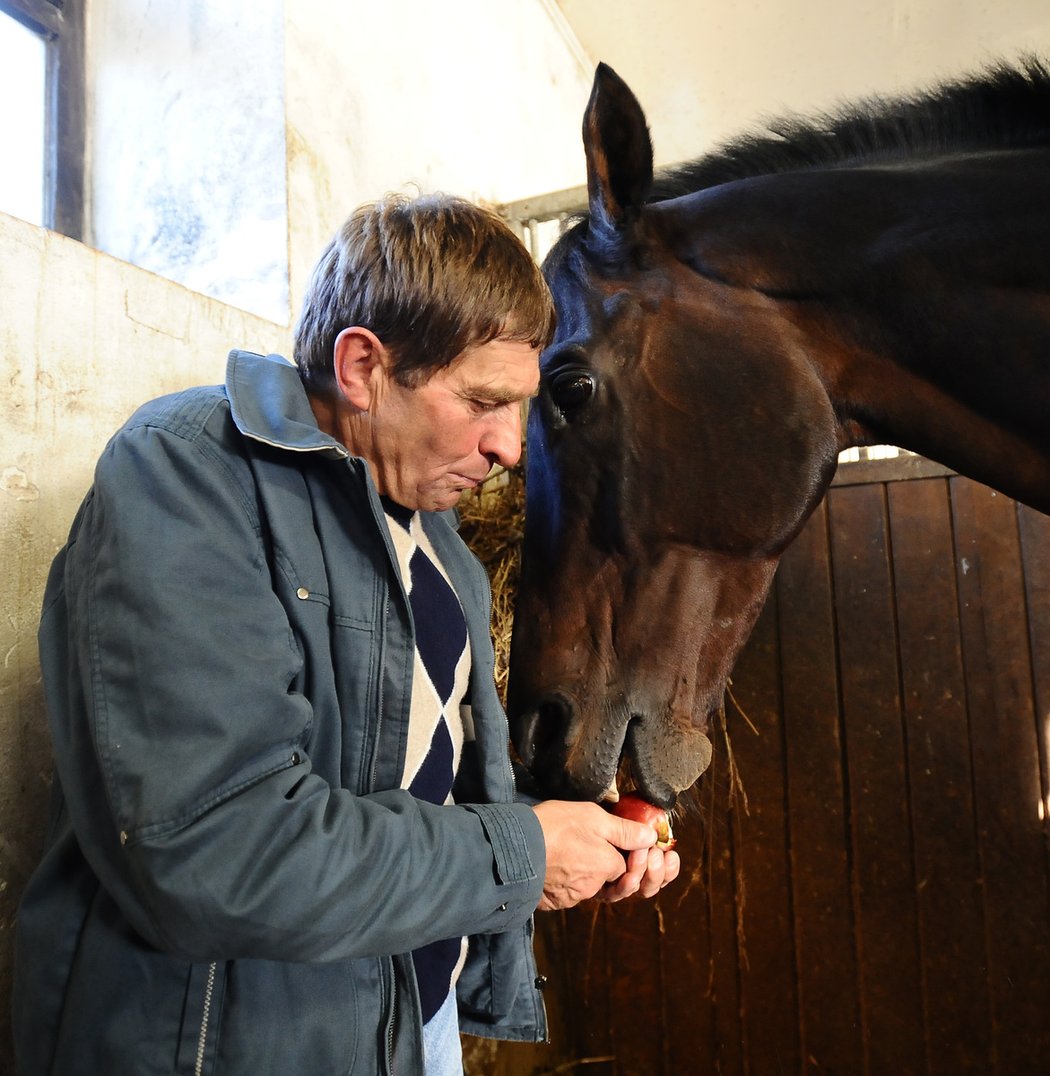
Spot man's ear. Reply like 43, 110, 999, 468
333, 327, 385, 411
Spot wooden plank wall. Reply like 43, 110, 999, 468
465, 471, 1050, 1076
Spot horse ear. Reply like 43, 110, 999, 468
584, 62, 654, 235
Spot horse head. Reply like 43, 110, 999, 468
508, 64, 840, 807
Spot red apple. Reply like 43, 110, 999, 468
610, 793, 677, 850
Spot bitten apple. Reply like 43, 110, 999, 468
610, 793, 677, 850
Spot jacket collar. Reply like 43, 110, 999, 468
225, 349, 348, 459
226, 349, 462, 532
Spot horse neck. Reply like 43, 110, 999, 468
804, 191, 1050, 512
813, 331, 1050, 514
672, 152, 1050, 514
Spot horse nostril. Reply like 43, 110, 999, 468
514, 696, 572, 768
513, 711, 539, 767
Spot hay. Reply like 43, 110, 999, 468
456, 464, 525, 706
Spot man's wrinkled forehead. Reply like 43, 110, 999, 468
449, 340, 540, 399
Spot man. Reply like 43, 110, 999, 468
13, 193, 679, 1075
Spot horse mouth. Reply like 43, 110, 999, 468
511, 694, 713, 810
594, 764, 670, 812
624, 714, 714, 808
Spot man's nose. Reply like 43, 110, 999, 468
481, 405, 523, 467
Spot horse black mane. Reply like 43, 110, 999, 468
651, 56, 1050, 200
544, 57, 1050, 281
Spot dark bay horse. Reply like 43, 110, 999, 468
508, 60, 1050, 808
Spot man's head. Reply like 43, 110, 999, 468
294, 193, 555, 392
296, 194, 555, 511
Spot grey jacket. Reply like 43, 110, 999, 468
13, 350, 548, 1075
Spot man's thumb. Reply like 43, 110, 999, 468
611, 815, 658, 851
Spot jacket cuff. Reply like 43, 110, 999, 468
463, 802, 545, 890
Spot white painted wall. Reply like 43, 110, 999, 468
284, 0, 592, 314
556, 0, 1050, 168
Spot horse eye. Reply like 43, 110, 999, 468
549, 371, 596, 417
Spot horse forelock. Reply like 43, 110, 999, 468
649, 56, 1050, 201
544, 213, 660, 313
541, 217, 588, 283
542, 218, 620, 330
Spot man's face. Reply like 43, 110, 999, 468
368, 337, 540, 512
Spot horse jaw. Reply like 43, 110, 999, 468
509, 542, 778, 809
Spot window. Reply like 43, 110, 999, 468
0, 10, 45, 224
88, 0, 288, 321
0, 0, 85, 239
5, 0, 288, 322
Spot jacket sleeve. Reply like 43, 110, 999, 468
51, 414, 546, 963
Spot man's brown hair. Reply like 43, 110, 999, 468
294, 193, 556, 390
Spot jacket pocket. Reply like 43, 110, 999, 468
190, 958, 366, 1073
176, 960, 227, 1076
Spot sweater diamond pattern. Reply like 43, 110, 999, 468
382, 499, 471, 1024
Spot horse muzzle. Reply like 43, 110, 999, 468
511, 692, 608, 802
511, 692, 713, 809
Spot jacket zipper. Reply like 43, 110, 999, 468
194, 961, 217, 1076
478, 567, 518, 795
386, 966, 397, 1076
371, 590, 389, 791
365, 462, 397, 795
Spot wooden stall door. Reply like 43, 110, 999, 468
464, 464, 1050, 1076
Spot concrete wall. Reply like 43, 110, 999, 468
87, 0, 594, 326
0, 211, 291, 1063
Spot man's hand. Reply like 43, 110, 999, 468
531, 800, 681, 911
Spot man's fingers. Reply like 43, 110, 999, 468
601, 872, 640, 903
531, 800, 680, 912
617, 847, 650, 898
596, 846, 682, 904
665, 849, 681, 882
625, 847, 649, 875
607, 814, 658, 851
636, 848, 667, 899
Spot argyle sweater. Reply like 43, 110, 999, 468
382, 499, 471, 1024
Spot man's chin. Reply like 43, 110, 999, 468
418, 490, 463, 513
419, 476, 483, 512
